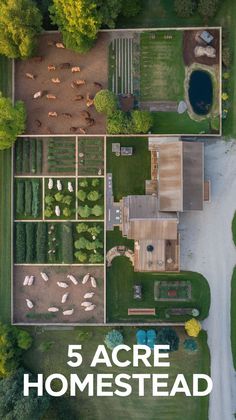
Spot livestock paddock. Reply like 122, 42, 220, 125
13, 265, 104, 324
15, 33, 109, 135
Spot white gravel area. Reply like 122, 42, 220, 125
180, 139, 236, 420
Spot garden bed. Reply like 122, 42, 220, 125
77, 177, 104, 220
78, 137, 104, 176
15, 178, 42, 220
44, 177, 76, 220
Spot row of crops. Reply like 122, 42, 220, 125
47, 137, 76, 174
15, 222, 104, 264
77, 178, 104, 219
15, 138, 43, 174
15, 179, 42, 219
78, 137, 104, 176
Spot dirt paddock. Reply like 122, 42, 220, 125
15, 32, 109, 135
13, 265, 104, 324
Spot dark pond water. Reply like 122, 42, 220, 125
188, 70, 213, 115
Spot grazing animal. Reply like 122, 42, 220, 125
70, 126, 78, 133
62, 112, 72, 118
56, 42, 65, 48
71, 81, 82, 89
94, 82, 102, 89
51, 77, 61, 84
46, 94, 57, 99
48, 64, 56, 71
82, 273, 90, 284
79, 128, 86, 134
84, 292, 95, 299
85, 118, 95, 127
67, 275, 78, 285
61, 293, 69, 304
74, 79, 86, 86
86, 94, 94, 107
25, 72, 36, 80
23, 276, 30, 286
28, 276, 34, 286
81, 301, 92, 307
33, 90, 43, 99
26, 299, 34, 309
85, 304, 96, 311
71, 66, 81, 73
40, 272, 49, 282
90, 277, 97, 288
34, 119, 42, 128
55, 205, 60, 216
73, 94, 84, 101
48, 179, 53, 190
57, 281, 69, 288
63, 309, 74, 316
48, 111, 58, 117
48, 307, 59, 312
59, 62, 71, 69
80, 110, 90, 118
68, 182, 74, 192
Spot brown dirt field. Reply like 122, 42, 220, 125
15, 32, 109, 135
13, 265, 104, 324
183, 29, 220, 67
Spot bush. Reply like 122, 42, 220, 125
94, 90, 118, 115
131, 110, 153, 134
32, 180, 40, 218
24, 181, 32, 216
77, 189, 87, 202
76, 223, 89, 233
107, 110, 133, 134
174, 0, 196, 17
16, 330, 33, 350
88, 225, 102, 237
74, 237, 88, 249
15, 223, 26, 263
185, 319, 201, 337
45, 194, 54, 206
36, 223, 47, 263
45, 207, 53, 218
54, 192, 64, 202
104, 330, 123, 350
74, 251, 87, 262
78, 205, 91, 218
91, 178, 100, 187
61, 222, 73, 263
87, 190, 100, 201
184, 338, 198, 352
16, 181, 25, 215
25, 223, 35, 262
89, 253, 104, 263
121, 0, 141, 17
91, 204, 103, 217
63, 195, 72, 206
79, 179, 88, 188
198, 0, 219, 19
157, 328, 179, 352
63, 207, 72, 218
0, 96, 26, 150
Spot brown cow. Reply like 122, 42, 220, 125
70, 127, 79, 133
74, 79, 86, 86
34, 119, 42, 128
86, 94, 94, 108
94, 82, 102, 89
62, 113, 72, 118
71, 66, 81, 73
56, 42, 65, 49
80, 110, 90, 118
48, 64, 56, 71
79, 128, 86, 134
51, 78, 61, 84
48, 112, 58, 117
25, 72, 36, 80
85, 118, 95, 127
59, 62, 71, 69
73, 94, 84, 101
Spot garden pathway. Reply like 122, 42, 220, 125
180, 139, 236, 420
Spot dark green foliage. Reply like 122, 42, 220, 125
94, 89, 118, 115
184, 338, 198, 352
174, 0, 196, 17
121, 0, 141, 17
198, 0, 219, 19
15, 140, 23, 173
61, 222, 73, 263
104, 329, 123, 350
30, 140, 36, 173
24, 181, 32, 216
16, 181, 25, 214
107, 110, 133, 134
17, 330, 33, 350
36, 223, 47, 263
32, 180, 40, 218
15, 223, 26, 263
25, 223, 35, 263
0, 96, 26, 150
0, 368, 50, 419
131, 110, 153, 133
157, 328, 179, 352
22, 140, 30, 173
36, 139, 42, 173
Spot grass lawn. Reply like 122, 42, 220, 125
231, 267, 236, 369
106, 229, 210, 323
23, 326, 210, 420
151, 111, 211, 135
232, 212, 236, 246
140, 31, 185, 102
106, 137, 150, 201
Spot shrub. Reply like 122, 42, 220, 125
16, 181, 25, 215
185, 319, 201, 337
76, 223, 89, 233
104, 330, 123, 350
32, 180, 40, 218
63, 207, 72, 218
15, 223, 26, 263
45, 194, 54, 206
25, 223, 35, 262
131, 110, 153, 134
24, 181, 32, 216
36, 223, 47, 263
0, 96, 26, 150
87, 190, 100, 201
61, 222, 73, 263
91, 204, 103, 217
78, 205, 91, 218
77, 189, 87, 202
89, 253, 104, 263
63, 195, 73, 206
198, 0, 219, 19
88, 225, 102, 237
174, 0, 196, 17
45, 207, 53, 218
91, 178, 100, 187
16, 330, 33, 350
79, 179, 88, 188
157, 328, 179, 352
184, 338, 198, 352
94, 89, 118, 115
107, 110, 133, 134
74, 251, 87, 262
54, 192, 64, 202
121, 0, 141, 17
74, 237, 88, 249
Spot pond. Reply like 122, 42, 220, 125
188, 70, 213, 115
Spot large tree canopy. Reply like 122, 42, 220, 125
0, 95, 26, 150
0, 0, 42, 59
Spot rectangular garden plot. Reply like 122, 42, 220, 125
78, 137, 104, 176
46, 137, 76, 175
15, 138, 43, 175
15, 178, 42, 220
77, 178, 104, 220
154, 281, 192, 301
44, 177, 76, 220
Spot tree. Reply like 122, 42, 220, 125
87, 190, 100, 201
78, 205, 91, 218
107, 110, 133, 134
174, 0, 196, 17
76, 223, 89, 233
121, 0, 141, 17
157, 327, 179, 352
77, 189, 87, 202
131, 110, 153, 134
104, 330, 123, 350
198, 0, 219, 19
74, 251, 87, 262
185, 318, 201, 337
184, 338, 198, 352
0, 368, 50, 420
89, 253, 103, 263
0, 95, 26, 150
94, 89, 118, 115
0, 0, 42, 59
91, 204, 103, 217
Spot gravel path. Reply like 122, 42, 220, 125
180, 140, 236, 420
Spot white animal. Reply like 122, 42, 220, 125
63, 309, 74, 315
23, 276, 29, 286
28, 276, 34, 286
83, 292, 95, 299
57, 281, 69, 288
57, 180, 62, 191
48, 179, 53, 190
48, 307, 59, 312
40, 272, 49, 282
90, 277, 96, 288
61, 293, 69, 303
26, 299, 34, 309
81, 301, 92, 307
85, 304, 96, 311
55, 206, 60, 216
67, 274, 78, 285
68, 182, 74, 192
82, 273, 90, 284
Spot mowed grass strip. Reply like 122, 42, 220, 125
151, 111, 210, 135
106, 137, 151, 201
23, 326, 210, 420
231, 267, 236, 369
140, 31, 185, 102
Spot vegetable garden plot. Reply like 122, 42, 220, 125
15, 178, 42, 220
46, 137, 76, 175
44, 178, 76, 220
73, 222, 104, 264
15, 138, 43, 175
77, 178, 104, 220
78, 137, 104, 176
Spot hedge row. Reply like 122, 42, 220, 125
25, 223, 35, 263
15, 139, 43, 174
16, 181, 25, 214
36, 223, 47, 263
15, 223, 26, 263
15, 179, 41, 219
61, 222, 73, 263
15, 223, 48, 263
25, 181, 32, 216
